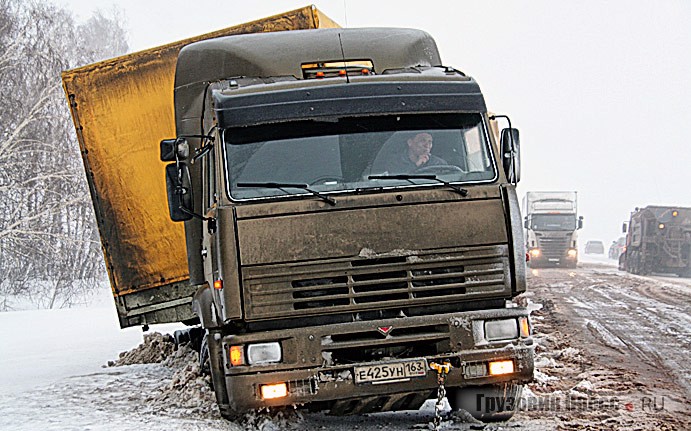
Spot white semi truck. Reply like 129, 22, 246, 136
523, 192, 583, 268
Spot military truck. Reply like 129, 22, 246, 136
63, 8, 533, 422
523, 191, 583, 268
619, 206, 691, 277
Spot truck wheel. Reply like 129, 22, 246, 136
201, 330, 239, 420
199, 333, 211, 376
446, 383, 522, 422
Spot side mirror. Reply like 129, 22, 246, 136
622, 222, 628, 233
160, 138, 189, 162
165, 163, 193, 221
578, 216, 584, 229
500, 128, 520, 184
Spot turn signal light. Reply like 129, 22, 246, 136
519, 317, 531, 337
213, 279, 223, 290
489, 360, 514, 376
229, 345, 244, 366
261, 383, 288, 400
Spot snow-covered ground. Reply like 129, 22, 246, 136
0, 289, 182, 396
1, 269, 689, 430
578, 252, 617, 267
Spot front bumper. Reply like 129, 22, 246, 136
528, 249, 577, 268
221, 309, 534, 413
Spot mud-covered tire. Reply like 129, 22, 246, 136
446, 383, 522, 422
199, 333, 211, 377
202, 330, 240, 420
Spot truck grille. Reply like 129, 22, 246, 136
536, 237, 569, 259
323, 323, 450, 364
242, 245, 510, 320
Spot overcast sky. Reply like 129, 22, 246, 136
58, 0, 691, 249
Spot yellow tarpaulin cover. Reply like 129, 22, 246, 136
62, 6, 339, 297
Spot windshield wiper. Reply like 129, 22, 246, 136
236, 182, 336, 206
368, 174, 468, 197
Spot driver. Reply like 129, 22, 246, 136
382, 132, 447, 174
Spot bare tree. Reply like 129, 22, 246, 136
0, 0, 128, 310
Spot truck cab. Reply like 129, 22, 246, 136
620, 206, 691, 276
523, 192, 582, 268
160, 28, 532, 421
63, 19, 533, 422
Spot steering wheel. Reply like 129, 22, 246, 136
414, 164, 465, 175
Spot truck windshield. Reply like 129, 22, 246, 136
224, 113, 495, 201
530, 214, 576, 231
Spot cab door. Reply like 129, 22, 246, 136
201, 144, 219, 285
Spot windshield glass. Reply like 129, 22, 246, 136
530, 214, 577, 231
224, 113, 496, 201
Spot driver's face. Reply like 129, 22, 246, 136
408, 133, 433, 157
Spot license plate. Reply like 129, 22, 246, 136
354, 359, 428, 384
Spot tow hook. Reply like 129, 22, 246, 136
429, 361, 452, 430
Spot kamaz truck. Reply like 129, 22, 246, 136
619, 206, 691, 277
523, 191, 583, 268
62, 7, 533, 422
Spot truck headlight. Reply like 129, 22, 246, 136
567, 248, 577, 258
484, 319, 519, 341
529, 248, 541, 258
247, 342, 282, 365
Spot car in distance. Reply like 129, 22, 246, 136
584, 240, 605, 254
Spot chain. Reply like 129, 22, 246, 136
429, 361, 452, 430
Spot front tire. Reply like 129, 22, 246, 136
446, 383, 522, 422
201, 330, 240, 420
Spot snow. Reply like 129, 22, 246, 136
2, 268, 689, 429
0, 288, 183, 396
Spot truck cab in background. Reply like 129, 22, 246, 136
619, 206, 691, 276
523, 191, 583, 268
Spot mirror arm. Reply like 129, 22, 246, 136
489, 114, 512, 130
490, 114, 514, 153
192, 143, 214, 164
173, 182, 212, 222
176, 199, 213, 222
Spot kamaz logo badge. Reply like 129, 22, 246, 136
377, 326, 393, 336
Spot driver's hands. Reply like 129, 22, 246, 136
415, 154, 430, 166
